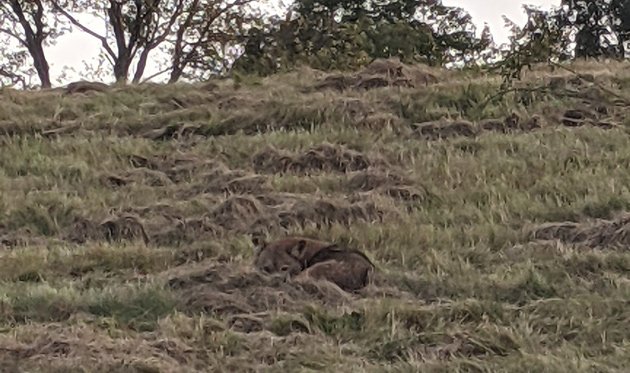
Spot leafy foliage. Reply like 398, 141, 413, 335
561, 0, 630, 59
233, 0, 492, 75
164, 0, 260, 83
493, 5, 571, 89
5, 0, 630, 88
50, 0, 260, 83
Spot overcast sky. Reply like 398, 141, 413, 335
444, 0, 558, 36
46, 0, 559, 84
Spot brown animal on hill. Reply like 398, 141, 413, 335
252, 236, 375, 291
294, 245, 375, 292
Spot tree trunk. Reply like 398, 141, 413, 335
169, 67, 183, 83
29, 44, 51, 88
132, 48, 151, 83
113, 54, 132, 83
108, 1, 131, 84
168, 46, 185, 83
9, 0, 51, 89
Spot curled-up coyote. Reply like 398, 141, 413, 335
252, 235, 375, 292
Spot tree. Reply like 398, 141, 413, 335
50, 0, 260, 84
556, 0, 630, 59
492, 5, 572, 88
233, 0, 490, 75
608, 0, 630, 57
560, 0, 614, 58
0, 0, 65, 88
51, 0, 189, 83
0, 39, 31, 88
165, 0, 257, 83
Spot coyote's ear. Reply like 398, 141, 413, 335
251, 235, 267, 256
289, 240, 307, 259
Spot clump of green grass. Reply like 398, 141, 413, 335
0, 281, 175, 331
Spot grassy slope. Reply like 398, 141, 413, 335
1, 60, 630, 372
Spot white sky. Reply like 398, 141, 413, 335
444, 0, 559, 35
45, 0, 559, 84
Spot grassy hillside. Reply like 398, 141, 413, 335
1, 58, 630, 372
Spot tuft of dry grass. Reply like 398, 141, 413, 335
2, 58, 630, 371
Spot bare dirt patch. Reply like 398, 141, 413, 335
252, 143, 382, 174
530, 213, 630, 249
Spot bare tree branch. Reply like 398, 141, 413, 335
167, 0, 257, 82
140, 66, 171, 83
0, 27, 27, 46
50, 1, 117, 59
0, 65, 27, 88
0, 0, 56, 88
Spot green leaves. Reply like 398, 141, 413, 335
235, 0, 489, 75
